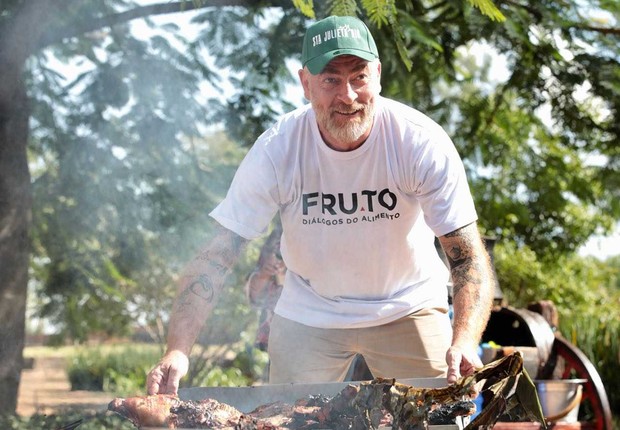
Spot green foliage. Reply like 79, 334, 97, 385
466, 0, 505, 22
320, 0, 505, 25
231, 345, 270, 381
64, 341, 268, 398
67, 345, 161, 396
191, 9, 303, 146
327, 0, 359, 17
188, 346, 269, 388
565, 316, 620, 414
28, 128, 247, 343
318, 1, 506, 72
21, 0, 256, 343
360, 0, 396, 27
293, 0, 316, 18
495, 242, 617, 312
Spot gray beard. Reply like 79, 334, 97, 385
317, 104, 375, 146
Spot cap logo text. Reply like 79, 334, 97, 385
312, 25, 362, 47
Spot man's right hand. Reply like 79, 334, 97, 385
146, 350, 189, 395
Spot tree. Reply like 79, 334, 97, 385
1, 0, 618, 415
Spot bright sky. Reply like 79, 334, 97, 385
579, 229, 620, 259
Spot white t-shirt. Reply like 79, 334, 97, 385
210, 96, 477, 328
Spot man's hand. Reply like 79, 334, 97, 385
445, 344, 482, 384
147, 350, 189, 395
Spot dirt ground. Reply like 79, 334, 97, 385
17, 355, 114, 417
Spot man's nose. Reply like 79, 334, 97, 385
337, 82, 357, 104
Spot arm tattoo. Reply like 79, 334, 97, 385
175, 274, 215, 312
440, 223, 486, 299
188, 274, 215, 302
176, 226, 249, 310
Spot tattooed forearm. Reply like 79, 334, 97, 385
439, 223, 494, 348
166, 225, 249, 355
441, 223, 484, 296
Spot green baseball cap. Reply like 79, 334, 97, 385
302, 16, 379, 75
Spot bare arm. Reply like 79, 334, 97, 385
147, 224, 249, 394
167, 225, 248, 354
438, 222, 494, 383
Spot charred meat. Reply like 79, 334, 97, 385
108, 394, 181, 428
108, 352, 545, 429
108, 384, 473, 429
171, 398, 244, 428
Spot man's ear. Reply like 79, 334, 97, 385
298, 68, 311, 100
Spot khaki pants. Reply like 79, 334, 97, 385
268, 308, 452, 383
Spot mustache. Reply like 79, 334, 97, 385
332, 103, 367, 114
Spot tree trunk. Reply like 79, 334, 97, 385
0, 73, 31, 414
0, 0, 63, 413
0, 5, 33, 406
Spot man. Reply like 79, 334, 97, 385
147, 15, 494, 395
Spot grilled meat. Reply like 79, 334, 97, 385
108, 395, 245, 429
108, 388, 474, 429
108, 394, 181, 428
171, 398, 244, 428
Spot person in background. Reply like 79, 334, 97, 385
245, 223, 285, 352
147, 15, 495, 395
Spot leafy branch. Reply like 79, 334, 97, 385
36, 0, 296, 51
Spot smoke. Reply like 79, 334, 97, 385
25, 4, 270, 344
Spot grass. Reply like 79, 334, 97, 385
23, 343, 165, 396
24, 341, 268, 395
24, 344, 86, 359
66, 344, 162, 395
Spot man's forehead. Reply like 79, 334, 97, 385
321, 55, 372, 74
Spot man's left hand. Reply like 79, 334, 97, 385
445, 344, 482, 385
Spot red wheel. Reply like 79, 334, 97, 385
539, 335, 613, 430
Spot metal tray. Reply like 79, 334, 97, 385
173, 378, 464, 429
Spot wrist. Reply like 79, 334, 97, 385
165, 348, 191, 359
451, 333, 478, 351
